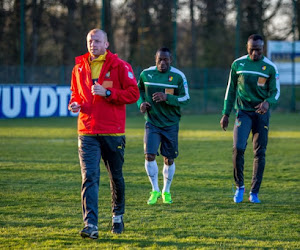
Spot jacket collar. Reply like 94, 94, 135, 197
75, 50, 119, 67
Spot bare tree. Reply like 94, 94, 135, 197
190, 0, 197, 68
29, 0, 44, 65
296, 0, 300, 39
102, 0, 114, 52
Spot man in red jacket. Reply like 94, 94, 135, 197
68, 29, 139, 239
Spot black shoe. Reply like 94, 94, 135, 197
80, 224, 98, 239
111, 216, 124, 234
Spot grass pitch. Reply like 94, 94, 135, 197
0, 113, 299, 249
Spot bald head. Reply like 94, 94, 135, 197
86, 29, 109, 60
87, 29, 108, 41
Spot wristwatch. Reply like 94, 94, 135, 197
105, 89, 111, 97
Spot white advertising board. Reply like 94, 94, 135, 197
267, 40, 300, 85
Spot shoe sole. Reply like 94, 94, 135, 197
233, 198, 243, 203
111, 230, 124, 234
147, 201, 158, 205
147, 196, 161, 205
80, 232, 98, 239
249, 199, 261, 203
111, 223, 124, 234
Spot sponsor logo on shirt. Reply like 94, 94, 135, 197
262, 66, 266, 70
165, 88, 174, 95
168, 76, 173, 82
257, 77, 267, 87
105, 71, 111, 78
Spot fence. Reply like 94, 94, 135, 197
0, 65, 299, 114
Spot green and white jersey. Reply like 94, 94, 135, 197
222, 55, 280, 116
137, 66, 190, 127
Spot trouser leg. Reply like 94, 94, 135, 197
233, 110, 252, 187
78, 135, 101, 226
101, 136, 126, 216
251, 111, 270, 193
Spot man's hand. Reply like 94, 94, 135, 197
140, 102, 151, 114
91, 81, 106, 96
220, 115, 229, 131
255, 101, 269, 115
152, 92, 167, 103
68, 102, 81, 113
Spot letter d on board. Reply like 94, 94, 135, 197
39, 87, 58, 117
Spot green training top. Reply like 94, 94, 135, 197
137, 66, 190, 127
222, 55, 280, 116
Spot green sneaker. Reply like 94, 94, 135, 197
147, 191, 161, 205
162, 192, 173, 204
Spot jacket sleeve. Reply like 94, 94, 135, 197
165, 73, 190, 107
222, 63, 238, 116
136, 72, 146, 109
69, 67, 83, 105
265, 66, 280, 107
106, 62, 139, 105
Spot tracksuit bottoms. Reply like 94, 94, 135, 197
233, 110, 270, 194
78, 135, 126, 227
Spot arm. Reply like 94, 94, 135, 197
136, 73, 152, 113
222, 64, 238, 116
136, 72, 146, 109
106, 62, 140, 105
265, 66, 280, 107
220, 63, 238, 130
254, 66, 280, 115
68, 68, 82, 112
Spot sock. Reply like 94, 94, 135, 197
112, 215, 123, 223
162, 163, 175, 193
87, 223, 98, 229
145, 160, 160, 192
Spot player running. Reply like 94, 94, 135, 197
220, 34, 280, 203
137, 47, 190, 205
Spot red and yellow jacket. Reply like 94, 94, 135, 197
69, 50, 139, 135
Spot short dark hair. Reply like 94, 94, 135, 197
156, 47, 172, 55
248, 34, 263, 42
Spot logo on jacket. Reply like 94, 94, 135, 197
78, 67, 83, 72
262, 66, 266, 70
239, 63, 245, 67
128, 71, 134, 79
168, 76, 173, 82
148, 74, 153, 79
105, 71, 111, 78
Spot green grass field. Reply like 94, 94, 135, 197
0, 113, 299, 249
